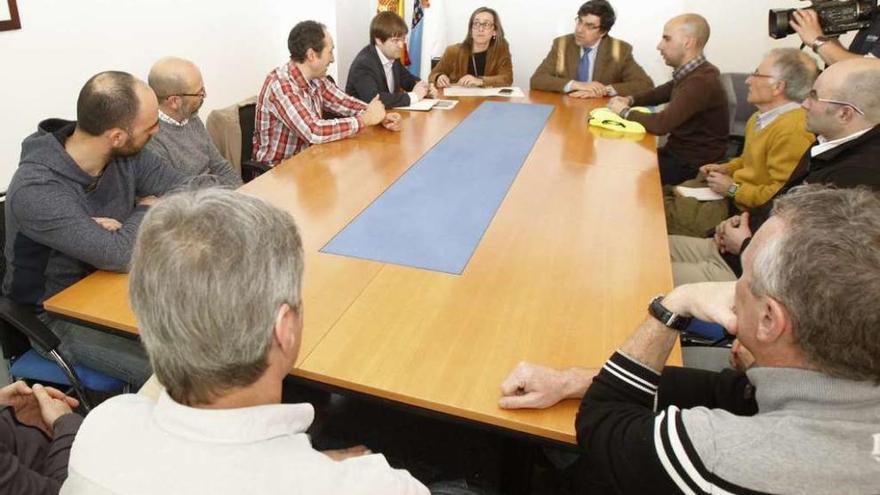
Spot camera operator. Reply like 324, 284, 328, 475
792, 7, 880, 64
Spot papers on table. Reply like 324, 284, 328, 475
396, 99, 459, 111
675, 186, 724, 201
443, 86, 525, 97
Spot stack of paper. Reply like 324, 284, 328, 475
396, 99, 459, 111
675, 186, 724, 201
443, 87, 525, 97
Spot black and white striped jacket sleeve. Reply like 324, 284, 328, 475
575, 351, 758, 495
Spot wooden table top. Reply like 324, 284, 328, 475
43, 90, 674, 444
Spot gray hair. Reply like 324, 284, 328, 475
749, 185, 880, 383
768, 48, 818, 102
129, 188, 304, 405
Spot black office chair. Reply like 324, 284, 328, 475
238, 103, 272, 183
721, 73, 756, 159
0, 192, 126, 411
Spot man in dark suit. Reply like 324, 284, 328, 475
346, 11, 432, 109
530, 0, 653, 98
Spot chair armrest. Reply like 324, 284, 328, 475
0, 298, 61, 353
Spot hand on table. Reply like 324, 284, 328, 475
498, 362, 597, 410
412, 81, 429, 100
607, 96, 633, 115
570, 81, 608, 98
457, 75, 484, 87
381, 112, 402, 132
435, 74, 451, 88
361, 96, 387, 127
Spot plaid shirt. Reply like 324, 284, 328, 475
253, 62, 368, 164
672, 54, 707, 83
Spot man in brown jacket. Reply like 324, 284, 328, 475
530, 0, 652, 98
608, 14, 729, 185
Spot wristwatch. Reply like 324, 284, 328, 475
648, 295, 692, 332
810, 35, 832, 52
727, 183, 739, 198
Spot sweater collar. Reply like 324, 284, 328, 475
746, 367, 880, 420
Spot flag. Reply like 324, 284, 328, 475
377, 0, 410, 66
407, 0, 446, 80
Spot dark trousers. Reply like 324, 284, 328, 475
658, 148, 700, 186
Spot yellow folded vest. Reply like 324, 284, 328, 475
588, 107, 651, 134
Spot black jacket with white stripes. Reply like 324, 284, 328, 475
576, 352, 880, 494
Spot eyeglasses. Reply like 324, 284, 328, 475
471, 21, 495, 31
749, 69, 776, 79
168, 88, 206, 99
807, 89, 865, 115
575, 17, 601, 30
387, 36, 406, 45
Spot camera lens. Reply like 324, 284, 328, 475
769, 8, 796, 39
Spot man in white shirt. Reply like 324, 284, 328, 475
61, 188, 429, 495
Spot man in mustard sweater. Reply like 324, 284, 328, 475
665, 48, 818, 237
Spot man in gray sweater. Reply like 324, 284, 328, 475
145, 57, 241, 186
500, 185, 880, 493
3, 71, 184, 387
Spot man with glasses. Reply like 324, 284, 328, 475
145, 57, 241, 186
531, 0, 652, 98
346, 11, 433, 109
664, 48, 817, 240
668, 57, 880, 285
608, 13, 729, 186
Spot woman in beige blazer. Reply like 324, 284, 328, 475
429, 7, 513, 88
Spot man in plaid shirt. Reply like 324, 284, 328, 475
254, 20, 401, 165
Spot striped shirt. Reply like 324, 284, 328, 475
253, 61, 368, 164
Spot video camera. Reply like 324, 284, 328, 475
769, 0, 877, 39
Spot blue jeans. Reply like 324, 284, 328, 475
36, 313, 151, 388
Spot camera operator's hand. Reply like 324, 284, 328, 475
791, 9, 823, 46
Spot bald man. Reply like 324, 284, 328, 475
608, 14, 729, 185
146, 57, 241, 186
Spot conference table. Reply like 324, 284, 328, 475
44, 90, 675, 446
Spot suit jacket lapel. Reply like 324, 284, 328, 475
593, 37, 611, 83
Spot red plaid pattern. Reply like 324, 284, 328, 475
253, 62, 368, 164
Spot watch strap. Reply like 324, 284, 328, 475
648, 295, 693, 332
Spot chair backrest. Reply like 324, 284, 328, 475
724, 72, 756, 138
238, 103, 257, 165
0, 193, 31, 359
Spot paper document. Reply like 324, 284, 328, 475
397, 99, 459, 111
675, 186, 724, 201
443, 87, 525, 97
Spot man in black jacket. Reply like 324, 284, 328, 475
499, 186, 880, 494
668, 57, 880, 285
345, 11, 432, 108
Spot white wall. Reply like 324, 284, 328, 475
336, 0, 379, 89
0, 0, 337, 189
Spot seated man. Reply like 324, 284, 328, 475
346, 11, 432, 109
500, 185, 880, 494
530, 0, 652, 98
665, 48, 817, 237
254, 20, 400, 164
670, 58, 880, 285
3, 71, 184, 387
1, 381, 81, 494
62, 188, 429, 494
145, 56, 241, 186
608, 14, 728, 186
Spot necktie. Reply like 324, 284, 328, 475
577, 47, 592, 82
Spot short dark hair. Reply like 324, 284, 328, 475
578, 0, 616, 32
288, 20, 328, 63
76, 71, 139, 136
371, 11, 408, 45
